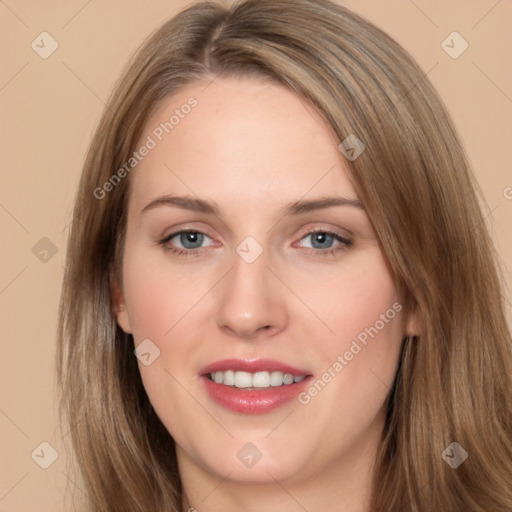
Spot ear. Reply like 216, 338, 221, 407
111, 276, 133, 334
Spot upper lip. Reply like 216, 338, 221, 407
200, 358, 310, 376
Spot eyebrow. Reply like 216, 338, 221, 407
140, 194, 364, 216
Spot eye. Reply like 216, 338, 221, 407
172, 231, 209, 249
158, 230, 214, 256
297, 230, 352, 255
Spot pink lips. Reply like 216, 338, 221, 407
200, 358, 312, 414
200, 358, 308, 375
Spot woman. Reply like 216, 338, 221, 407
57, 0, 512, 510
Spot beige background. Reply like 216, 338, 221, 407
1, 0, 511, 510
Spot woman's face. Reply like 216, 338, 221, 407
114, 77, 414, 489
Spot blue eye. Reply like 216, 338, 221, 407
159, 230, 212, 255
304, 232, 336, 249
299, 230, 352, 255
174, 231, 207, 250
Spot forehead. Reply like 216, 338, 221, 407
128, 77, 357, 212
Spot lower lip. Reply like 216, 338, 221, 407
201, 376, 312, 414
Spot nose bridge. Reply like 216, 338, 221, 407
216, 240, 287, 338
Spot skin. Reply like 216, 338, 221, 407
113, 77, 417, 512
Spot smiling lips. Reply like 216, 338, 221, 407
200, 358, 312, 414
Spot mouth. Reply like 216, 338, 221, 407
199, 359, 312, 414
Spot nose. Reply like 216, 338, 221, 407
216, 247, 288, 341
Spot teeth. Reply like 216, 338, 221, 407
283, 373, 294, 385
223, 370, 235, 386
270, 371, 284, 386
209, 370, 307, 388
253, 371, 270, 387
234, 371, 252, 388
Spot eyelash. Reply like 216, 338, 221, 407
158, 229, 352, 258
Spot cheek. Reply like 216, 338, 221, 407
121, 241, 210, 339
295, 251, 405, 406
120, 247, 208, 441
297, 249, 403, 349
120, 243, 215, 400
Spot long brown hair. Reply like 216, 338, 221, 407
57, 0, 512, 510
